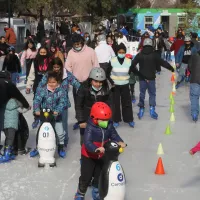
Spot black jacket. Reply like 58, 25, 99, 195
75, 80, 111, 123
0, 72, 29, 108
188, 51, 200, 84
0, 43, 9, 56
131, 46, 174, 80
3, 54, 21, 73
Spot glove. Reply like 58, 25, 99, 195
171, 68, 175, 72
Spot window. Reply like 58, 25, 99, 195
178, 16, 186, 28
144, 16, 153, 29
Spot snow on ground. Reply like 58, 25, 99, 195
1, 61, 200, 200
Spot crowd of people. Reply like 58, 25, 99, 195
0, 22, 200, 199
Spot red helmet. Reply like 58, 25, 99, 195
90, 102, 112, 120
125, 54, 133, 59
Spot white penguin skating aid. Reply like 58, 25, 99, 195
37, 109, 57, 167
98, 141, 126, 200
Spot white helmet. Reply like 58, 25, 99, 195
143, 38, 153, 46
184, 36, 191, 42
89, 68, 106, 81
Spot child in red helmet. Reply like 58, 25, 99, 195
74, 102, 126, 200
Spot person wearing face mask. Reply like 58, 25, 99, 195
65, 34, 99, 130
20, 39, 37, 84
175, 36, 197, 89
117, 32, 129, 50
84, 32, 92, 48
26, 46, 51, 129
152, 31, 165, 58
75, 68, 112, 146
138, 31, 150, 52
107, 43, 145, 128
95, 34, 115, 74
50, 42, 64, 65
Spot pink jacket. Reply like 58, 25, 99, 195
20, 49, 37, 67
65, 45, 99, 82
190, 142, 200, 154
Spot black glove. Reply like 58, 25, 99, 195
171, 68, 175, 72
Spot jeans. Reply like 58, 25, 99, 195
165, 50, 171, 61
62, 109, 68, 144
177, 63, 188, 82
55, 122, 65, 145
11, 72, 18, 85
138, 80, 156, 107
190, 83, 200, 116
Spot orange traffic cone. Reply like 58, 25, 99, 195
171, 74, 175, 83
155, 157, 165, 175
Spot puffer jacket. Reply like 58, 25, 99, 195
4, 99, 19, 130
37, 71, 80, 108
75, 79, 111, 123
81, 118, 123, 159
33, 86, 67, 115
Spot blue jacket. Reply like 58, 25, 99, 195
37, 71, 80, 108
81, 118, 123, 159
33, 86, 67, 115
175, 45, 197, 65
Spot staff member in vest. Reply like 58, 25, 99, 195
107, 43, 143, 128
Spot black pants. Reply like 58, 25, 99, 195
130, 83, 135, 97
112, 84, 133, 123
80, 128, 85, 146
99, 63, 109, 74
4, 128, 16, 146
25, 59, 33, 80
78, 155, 104, 194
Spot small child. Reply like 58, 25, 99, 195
74, 102, 126, 200
32, 71, 67, 158
0, 98, 28, 163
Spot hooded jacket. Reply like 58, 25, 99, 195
81, 118, 123, 159
131, 46, 174, 80
5, 28, 17, 45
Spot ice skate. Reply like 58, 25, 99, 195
137, 107, 144, 119
150, 106, 158, 119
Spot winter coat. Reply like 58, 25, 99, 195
188, 51, 200, 84
33, 86, 67, 116
26, 58, 51, 92
5, 28, 17, 45
0, 72, 29, 108
4, 99, 20, 130
75, 80, 111, 123
175, 44, 197, 65
81, 118, 123, 159
65, 45, 100, 82
37, 71, 81, 108
152, 37, 165, 52
3, 54, 21, 73
131, 46, 174, 80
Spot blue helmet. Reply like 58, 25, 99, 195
7, 46, 15, 52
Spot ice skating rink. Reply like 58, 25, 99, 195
1, 63, 200, 200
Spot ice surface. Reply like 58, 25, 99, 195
1, 60, 200, 200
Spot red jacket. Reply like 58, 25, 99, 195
190, 142, 200, 154
5, 28, 17, 45
170, 39, 184, 56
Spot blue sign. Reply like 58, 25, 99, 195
116, 164, 121, 171
117, 173, 123, 182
